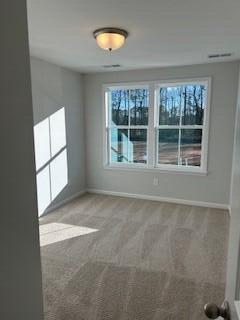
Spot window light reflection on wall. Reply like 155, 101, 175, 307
34, 107, 68, 216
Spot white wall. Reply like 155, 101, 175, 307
0, 1, 44, 319
30, 57, 86, 212
225, 68, 240, 318
84, 62, 239, 206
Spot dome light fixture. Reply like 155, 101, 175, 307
93, 27, 129, 52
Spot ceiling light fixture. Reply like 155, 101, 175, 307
93, 27, 128, 52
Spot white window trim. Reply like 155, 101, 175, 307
103, 77, 211, 175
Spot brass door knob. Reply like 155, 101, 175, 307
204, 301, 230, 319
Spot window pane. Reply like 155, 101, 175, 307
130, 89, 149, 125
129, 129, 147, 163
111, 89, 129, 125
158, 84, 206, 126
159, 87, 181, 125
158, 129, 179, 165
111, 128, 128, 163
50, 107, 66, 157
181, 85, 206, 125
34, 118, 51, 171
110, 129, 147, 164
180, 129, 202, 167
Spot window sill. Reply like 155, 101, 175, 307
103, 164, 208, 176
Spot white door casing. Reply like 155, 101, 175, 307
225, 65, 240, 320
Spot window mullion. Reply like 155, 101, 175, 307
158, 125, 203, 129
127, 128, 130, 163
147, 83, 155, 168
178, 129, 182, 165
111, 125, 148, 129
178, 89, 183, 165
128, 90, 130, 127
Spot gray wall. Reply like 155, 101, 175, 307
84, 62, 239, 206
0, 0, 44, 319
225, 69, 240, 318
30, 57, 86, 211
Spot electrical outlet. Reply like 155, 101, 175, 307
153, 177, 159, 186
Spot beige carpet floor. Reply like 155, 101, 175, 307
39, 193, 229, 320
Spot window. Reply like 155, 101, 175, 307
104, 79, 210, 173
106, 86, 149, 165
156, 81, 209, 170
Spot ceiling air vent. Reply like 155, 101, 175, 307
103, 64, 121, 68
208, 53, 232, 59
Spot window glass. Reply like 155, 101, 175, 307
111, 90, 129, 126
130, 89, 149, 125
110, 129, 147, 164
158, 129, 179, 165
181, 85, 206, 125
159, 87, 181, 125
129, 129, 147, 163
111, 128, 128, 163
180, 129, 202, 166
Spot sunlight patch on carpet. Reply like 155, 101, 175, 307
39, 222, 98, 247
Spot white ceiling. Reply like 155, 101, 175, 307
27, 0, 240, 73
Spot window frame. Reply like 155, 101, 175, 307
103, 78, 211, 175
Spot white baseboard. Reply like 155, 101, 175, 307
42, 189, 87, 215
87, 188, 229, 210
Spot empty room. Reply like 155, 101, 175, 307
2, 1, 240, 320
